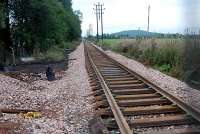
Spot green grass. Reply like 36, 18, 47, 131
45, 41, 80, 61
102, 38, 184, 79
103, 39, 121, 44
101, 38, 200, 86
103, 38, 184, 50
44, 46, 64, 61
101, 39, 121, 50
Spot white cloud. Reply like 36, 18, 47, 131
72, 0, 200, 35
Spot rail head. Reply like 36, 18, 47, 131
92, 44, 200, 123
85, 44, 132, 134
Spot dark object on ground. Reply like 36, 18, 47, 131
89, 117, 109, 134
0, 64, 4, 71
46, 67, 55, 81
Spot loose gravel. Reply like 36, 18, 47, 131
0, 43, 94, 134
105, 49, 200, 113
2, 43, 199, 133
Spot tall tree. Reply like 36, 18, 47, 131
1, 0, 82, 62
0, 2, 3, 27
4, 0, 12, 51
0, 1, 4, 63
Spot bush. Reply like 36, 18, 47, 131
183, 38, 200, 70
44, 41, 80, 61
183, 38, 200, 83
45, 46, 64, 61
61, 42, 76, 49
103, 38, 184, 77
154, 64, 171, 74
170, 64, 183, 78
140, 42, 157, 65
102, 41, 112, 50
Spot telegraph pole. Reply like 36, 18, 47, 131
100, 4, 105, 46
94, 3, 105, 45
94, 3, 100, 42
147, 5, 150, 32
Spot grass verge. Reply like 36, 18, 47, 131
101, 38, 200, 87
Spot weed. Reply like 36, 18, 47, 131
102, 38, 200, 87
171, 104, 177, 107
160, 96, 166, 99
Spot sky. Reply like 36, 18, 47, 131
72, 0, 200, 35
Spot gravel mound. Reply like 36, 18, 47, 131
105, 50, 200, 113
0, 43, 94, 133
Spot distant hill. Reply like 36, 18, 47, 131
110, 30, 162, 37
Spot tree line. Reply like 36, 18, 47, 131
0, 0, 82, 64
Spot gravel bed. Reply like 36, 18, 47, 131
0, 43, 94, 133
104, 49, 200, 113
134, 124, 198, 134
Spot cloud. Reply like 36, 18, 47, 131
72, 0, 200, 35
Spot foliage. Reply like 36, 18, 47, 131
142, 45, 181, 67
44, 46, 64, 61
154, 64, 171, 74
183, 38, 200, 84
44, 41, 80, 61
0, 2, 4, 27
183, 38, 200, 71
0, 2, 3, 52
0, 0, 82, 64
103, 38, 184, 79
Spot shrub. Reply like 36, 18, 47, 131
45, 46, 64, 61
170, 64, 183, 78
102, 41, 112, 50
183, 38, 200, 70
155, 64, 171, 73
101, 38, 197, 83
183, 38, 200, 83
140, 40, 157, 65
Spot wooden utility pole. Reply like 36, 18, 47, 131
94, 3, 105, 45
100, 4, 105, 46
147, 5, 150, 32
94, 3, 100, 42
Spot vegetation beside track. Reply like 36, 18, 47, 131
44, 41, 80, 61
0, 0, 82, 65
101, 38, 200, 87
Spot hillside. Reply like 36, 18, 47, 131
111, 30, 162, 37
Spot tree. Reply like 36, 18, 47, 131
1, 0, 82, 63
0, 2, 3, 27
0, 2, 4, 63
4, 0, 12, 51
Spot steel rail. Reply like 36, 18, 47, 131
85, 44, 132, 134
93, 44, 200, 123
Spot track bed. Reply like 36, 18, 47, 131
85, 43, 200, 134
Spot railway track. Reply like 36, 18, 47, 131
85, 43, 200, 134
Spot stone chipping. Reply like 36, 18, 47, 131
105, 49, 200, 113
0, 43, 94, 134
2, 42, 200, 133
